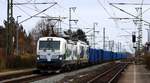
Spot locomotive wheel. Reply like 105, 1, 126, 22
61, 64, 71, 72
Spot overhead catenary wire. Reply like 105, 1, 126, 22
110, 1, 150, 17
97, 1, 136, 49
13, 0, 58, 19
105, 0, 130, 35
96, 0, 132, 47
110, 2, 150, 24
106, 0, 135, 48
19, 2, 57, 24
14, 0, 58, 18
105, 0, 125, 39
101, 0, 132, 36
56, 3, 90, 28
14, 0, 70, 34
15, 5, 31, 17
13, 2, 57, 5
20, 2, 51, 17
110, 1, 147, 52
110, 2, 150, 5
97, 0, 130, 34
14, 0, 36, 17
97, 0, 112, 17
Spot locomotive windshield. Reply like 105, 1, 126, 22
39, 41, 60, 50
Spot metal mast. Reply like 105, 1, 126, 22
103, 27, 106, 50
93, 22, 98, 49
69, 7, 78, 30
6, 0, 14, 56
137, 7, 143, 54
32, 16, 66, 35
109, 3, 145, 56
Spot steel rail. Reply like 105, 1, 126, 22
0, 69, 35, 81
87, 63, 127, 83
108, 64, 128, 83
0, 74, 40, 83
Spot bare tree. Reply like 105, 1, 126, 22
32, 18, 58, 40
64, 29, 89, 44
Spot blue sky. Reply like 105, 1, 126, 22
0, 0, 150, 52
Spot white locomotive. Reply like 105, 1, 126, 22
36, 37, 89, 71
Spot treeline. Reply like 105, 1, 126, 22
0, 18, 88, 70
31, 18, 88, 43
0, 18, 88, 56
0, 22, 37, 70
0, 24, 35, 55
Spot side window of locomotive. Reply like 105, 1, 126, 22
66, 44, 71, 57
65, 44, 67, 50
86, 47, 89, 56
74, 47, 77, 57
73, 46, 77, 57
80, 46, 84, 58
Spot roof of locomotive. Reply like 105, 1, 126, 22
38, 37, 67, 42
38, 37, 88, 46
77, 40, 88, 45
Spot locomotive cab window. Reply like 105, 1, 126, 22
39, 41, 60, 50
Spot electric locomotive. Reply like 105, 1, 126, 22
36, 37, 89, 71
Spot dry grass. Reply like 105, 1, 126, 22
0, 53, 36, 72
143, 52, 150, 69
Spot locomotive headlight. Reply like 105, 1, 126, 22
59, 55, 63, 60
36, 55, 40, 60
37, 57, 40, 60
59, 57, 62, 60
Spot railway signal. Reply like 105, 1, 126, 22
132, 32, 136, 43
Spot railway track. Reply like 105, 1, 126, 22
0, 74, 39, 83
0, 71, 56, 83
0, 69, 35, 81
57, 62, 128, 83
87, 63, 128, 83
0, 67, 67, 83
0, 62, 128, 83
0, 69, 39, 83
0, 69, 59, 83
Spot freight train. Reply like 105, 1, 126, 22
36, 37, 128, 72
